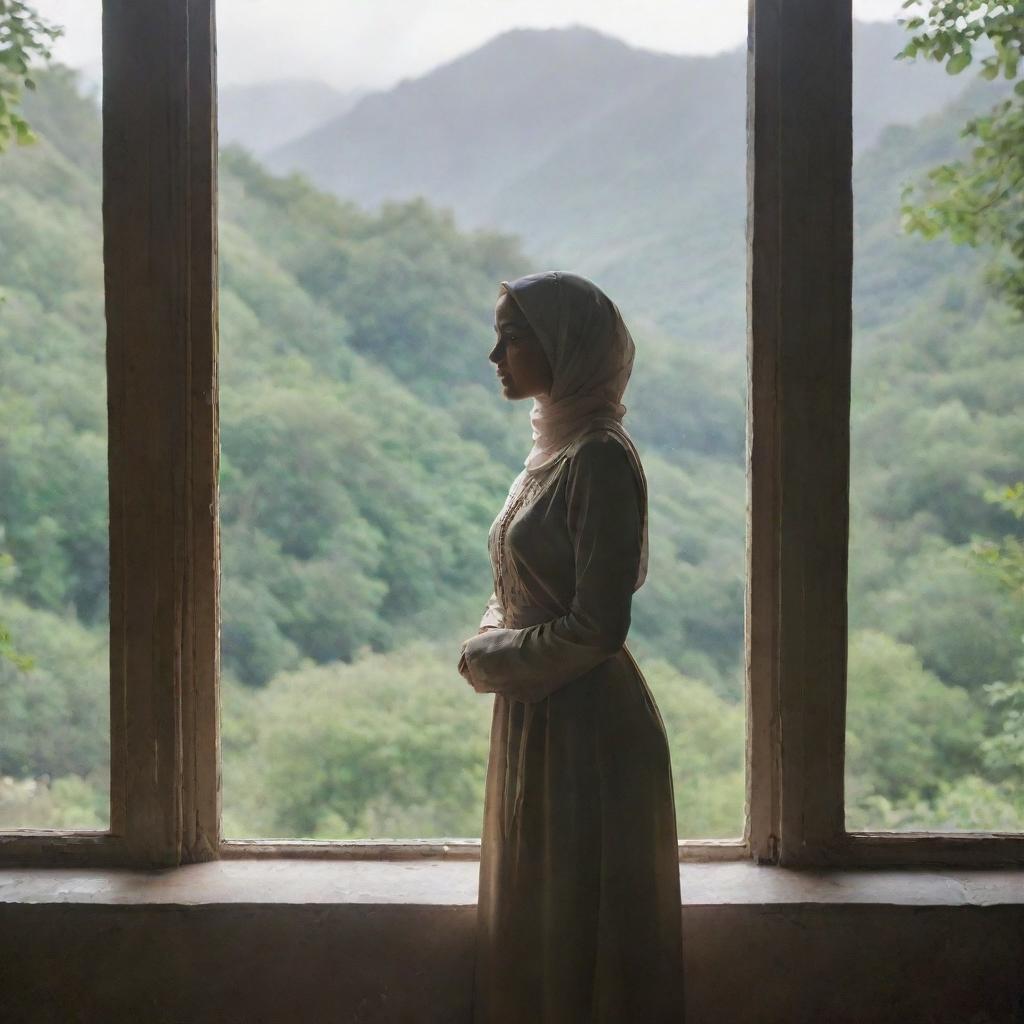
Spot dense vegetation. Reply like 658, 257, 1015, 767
0, 61, 1020, 838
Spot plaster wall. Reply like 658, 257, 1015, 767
2, 863, 1022, 1024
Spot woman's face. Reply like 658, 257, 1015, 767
489, 291, 553, 401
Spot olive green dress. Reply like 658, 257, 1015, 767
461, 430, 685, 1023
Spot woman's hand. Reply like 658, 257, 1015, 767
458, 646, 485, 692
458, 627, 498, 693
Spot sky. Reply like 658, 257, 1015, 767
34, 0, 907, 93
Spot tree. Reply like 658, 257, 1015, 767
0, 546, 33, 669
0, 2, 63, 666
0, 1, 61, 151
972, 482, 1024, 602
897, 1, 1024, 313
893, 5, 1024, 825
845, 629, 984, 823
971, 483, 1024, 785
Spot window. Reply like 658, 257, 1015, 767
3, 0, 1022, 870
215, 4, 750, 846
845, 17, 1024, 835
0, 6, 109, 833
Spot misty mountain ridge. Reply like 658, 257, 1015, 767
253, 21, 974, 345
219, 79, 366, 155
264, 21, 966, 199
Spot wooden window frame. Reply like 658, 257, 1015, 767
2, 0, 1022, 870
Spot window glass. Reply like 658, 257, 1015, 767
216, 1, 756, 841
0, 0, 109, 830
846, 4, 1024, 830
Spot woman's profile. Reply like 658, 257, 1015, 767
458, 271, 685, 1023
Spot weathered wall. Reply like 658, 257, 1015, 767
2, 900, 1022, 1023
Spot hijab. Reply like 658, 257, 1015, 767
498, 270, 649, 591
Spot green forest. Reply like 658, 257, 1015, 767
0, 57, 1021, 839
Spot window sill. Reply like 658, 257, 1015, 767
1, 859, 1022, 909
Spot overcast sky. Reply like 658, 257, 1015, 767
34, 0, 907, 92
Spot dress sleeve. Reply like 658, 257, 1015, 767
460, 437, 643, 703
479, 589, 505, 630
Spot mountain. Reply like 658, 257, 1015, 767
265, 22, 973, 344
219, 79, 365, 155
269, 27, 681, 227
851, 20, 968, 149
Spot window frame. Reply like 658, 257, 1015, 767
2, 0, 1023, 870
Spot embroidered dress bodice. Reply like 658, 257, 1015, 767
487, 466, 554, 628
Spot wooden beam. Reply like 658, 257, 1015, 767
839, 833, 1024, 868
0, 833, 125, 868
747, 0, 853, 866
104, 0, 217, 866
180, 0, 221, 863
219, 840, 750, 862
745, 0, 782, 864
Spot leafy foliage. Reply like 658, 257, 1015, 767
0, 1, 60, 151
971, 482, 1024, 599
221, 645, 747, 839
898, 0, 1024, 311
971, 482, 1024, 800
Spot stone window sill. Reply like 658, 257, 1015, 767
2, 860, 1021, 908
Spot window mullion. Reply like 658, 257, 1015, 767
747, 0, 853, 867
745, 0, 782, 865
103, 0, 217, 866
180, 0, 221, 864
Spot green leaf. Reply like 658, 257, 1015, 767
946, 50, 973, 74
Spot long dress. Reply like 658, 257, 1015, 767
461, 429, 685, 1023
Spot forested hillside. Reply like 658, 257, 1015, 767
0, 53, 1021, 839
0, 67, 749, 837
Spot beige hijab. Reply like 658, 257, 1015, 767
498, 270, 649, 591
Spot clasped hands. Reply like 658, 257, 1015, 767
458, 625, 498, 693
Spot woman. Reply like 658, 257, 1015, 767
458, 271, 685, 1023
